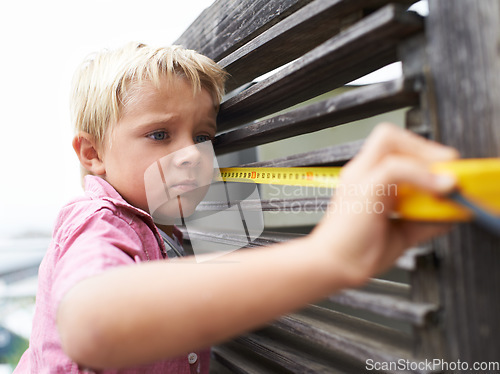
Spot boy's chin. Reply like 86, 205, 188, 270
150, 196, 202, 225
148, 184, 210, 225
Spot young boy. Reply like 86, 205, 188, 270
15, 43, 458, 373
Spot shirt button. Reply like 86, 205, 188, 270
188, 352, 198, 364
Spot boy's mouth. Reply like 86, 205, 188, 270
169, 179, 199, 193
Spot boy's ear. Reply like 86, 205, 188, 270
72, 132, 106, 175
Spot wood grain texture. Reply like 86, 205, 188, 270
214, 304, 417, 373
217, 0, 418, 91
175, 0, 312, 61
329, 289, 437, 326
425, 0, 500, 364
233, 332, 337, 373
213, 78, 418, 154
242, 140, 362, 168
175, 0, 417, 63
272, 306, 417, 371
216, 4, 423, 131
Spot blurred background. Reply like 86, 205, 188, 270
0, 0, 214, 370
0, 0, 428, 371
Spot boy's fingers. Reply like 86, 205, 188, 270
350, 123, 459, 174
370, 155, 457, 195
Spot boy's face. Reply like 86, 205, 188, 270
100, 76, 218, 220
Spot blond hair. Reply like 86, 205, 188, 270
71, 42, 227, 149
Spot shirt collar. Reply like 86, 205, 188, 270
83, 175, 183, 246
84, 175, 151, 220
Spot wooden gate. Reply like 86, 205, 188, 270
176, 1, 500, 372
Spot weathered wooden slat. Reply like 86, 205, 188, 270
270, 305, 434, 373
181, 228, 423, 272
241, 140, 363, 168
175, 0, 313, 61
233, 333, 340, 373
395, 246, 434, 271
217, 4, 423, 131
196, 197, 331, 213
211, 344, 275, 374
178, 228, 303, 249
326, 278, 438, 327
363, 278, 410, 298
219, 0, 418, 91
425, 0, 500, 364
408, 245, 444, 359
210, 350, 253, 374
175, 0, 417, 64
328, 288, 438, 326
214, 78, 418, 154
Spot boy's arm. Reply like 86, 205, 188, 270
57, 123, 458, 370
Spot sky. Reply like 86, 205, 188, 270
0, 0, 428, 241
0, 0, 215, 239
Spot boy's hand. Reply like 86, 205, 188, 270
311, 123, 459, 287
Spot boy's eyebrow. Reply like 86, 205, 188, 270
137, 114, 177, 126
206, 120, 217, 132
133, 116, 176, 133
135, 114, 217, 132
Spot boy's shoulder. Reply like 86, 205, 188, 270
49, 175, 164, 262
59, 175, 131, 218
54, 176, 156, 244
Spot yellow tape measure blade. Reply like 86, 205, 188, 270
216, 159, 500, 221
217, 167, 341, 188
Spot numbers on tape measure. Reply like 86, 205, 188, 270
216, 167, 341, 188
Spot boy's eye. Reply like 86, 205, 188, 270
148, 131, 169, 141
194, 134, 212, 143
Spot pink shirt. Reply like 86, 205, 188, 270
15, 175, 210, 373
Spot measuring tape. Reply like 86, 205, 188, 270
216, 167, 341, 188
216, 159, 500, 222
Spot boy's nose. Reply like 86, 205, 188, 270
172, 143, 202, 168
